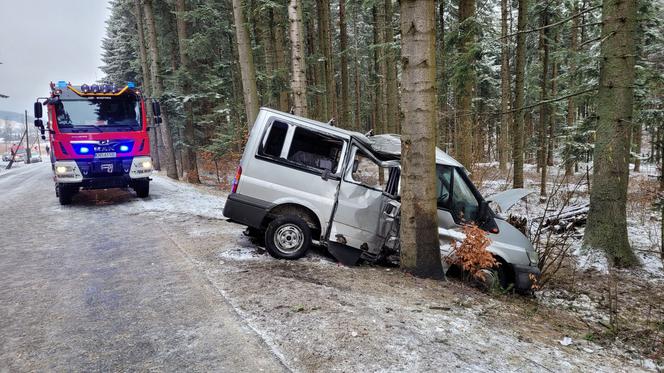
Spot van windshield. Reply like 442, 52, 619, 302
436, 165, 480, 223
54, 95, 141, 132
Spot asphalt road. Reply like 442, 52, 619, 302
0, 163, 286, 372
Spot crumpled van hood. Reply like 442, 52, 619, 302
487, 188, 533, 213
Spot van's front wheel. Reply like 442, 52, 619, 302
265, 215, 311, 259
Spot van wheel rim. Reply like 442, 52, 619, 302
274, 224, 304, 253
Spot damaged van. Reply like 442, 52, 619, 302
223, 108, 540, 291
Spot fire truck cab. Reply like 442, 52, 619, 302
34, 81, 157, 205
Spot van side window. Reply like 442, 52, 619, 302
260, 121, 289, 158
350, 150, 389, 191
287, 127, 343, 172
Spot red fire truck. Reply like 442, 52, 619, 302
34, 81, 159, 205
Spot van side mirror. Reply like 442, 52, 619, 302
34, 102, 42, 119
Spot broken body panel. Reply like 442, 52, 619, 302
223, 108, 540, 290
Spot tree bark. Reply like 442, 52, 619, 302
339, 0, 351, 128
143, 0, 178, 179
547, 31, 558, 168
232, 0, 260, 127
318, 0, 337, 121
133, 0, 160, 171
399, 0, 444, 280
288, 0, 308, 117
633, 123, 641, 172
272, 6, 290, 112
456, 0, 476, 169
384, 0, 399, 134
499, 0, 511, 171
538, 13, 549, 197
352, 5, 362, 131
512, 0, 528, 188
306, 16, 324, 120
175, 0, 200, 183
584, 0, 639, 267
373, 6, 387, 134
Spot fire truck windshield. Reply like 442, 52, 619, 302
54, 95, 142, 132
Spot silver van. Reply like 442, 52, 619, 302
223, 108, 540, 291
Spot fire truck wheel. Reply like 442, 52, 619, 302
57, 185, 74, 205
133, 180, 150, 198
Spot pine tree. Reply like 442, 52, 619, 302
399, 0, 444, 280
288, 0, 308, 117
584, 0, 639, 267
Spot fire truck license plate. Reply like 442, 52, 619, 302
95, 152, 116, 158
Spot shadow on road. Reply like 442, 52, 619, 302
71, 189, 139, 206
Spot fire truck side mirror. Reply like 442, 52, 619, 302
34, 102, 43, 119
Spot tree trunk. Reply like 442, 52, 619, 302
565, 2, 578, 176
143, 0, 178, 180
175, 0, 200, 184
499, 0, 511, 171
318, 0, 336, 121
538, 14, 549, 197
456, 0, 476, 169
338, 0, 351, 128
306, 17, 323, 120
373, 6, 387, 134
384, 0, 399, 134
272, 6, 290, 112
232, 0, 259, 127
288, 0, 308, 117
437, 0, 447, 149
399, 0, 444, 280
547, 32, 558, 168
353, 5, 362, 131
633, 123, 641, 172
133, 0, 160, 171
259, 6, 276, 108
512, 0, 527, 188
584, 0, 639, 268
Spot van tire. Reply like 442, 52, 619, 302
265, 215, 311, 260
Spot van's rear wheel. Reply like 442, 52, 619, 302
265, 215, 311, 259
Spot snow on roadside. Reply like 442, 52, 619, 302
131, 174, 227, 220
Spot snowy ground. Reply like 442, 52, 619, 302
474, 162, 664, 367
140, 170, 662, 371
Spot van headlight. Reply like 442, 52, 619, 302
527, 250, 539, 266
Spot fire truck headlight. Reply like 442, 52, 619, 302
129, 157, 153, 179
56, 166, 68, 174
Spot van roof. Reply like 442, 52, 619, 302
259, 107, 464, 168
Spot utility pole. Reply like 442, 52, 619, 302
24, 110, 31, 164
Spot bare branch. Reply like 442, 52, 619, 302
498, 4, 602, 40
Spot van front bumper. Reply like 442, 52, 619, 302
512, 263, 541, 291
223, 193, 274, 228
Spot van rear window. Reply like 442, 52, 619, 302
287, 127, 343, 172
261, 121, 289, 157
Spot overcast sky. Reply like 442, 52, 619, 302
0, 0, 111, 115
